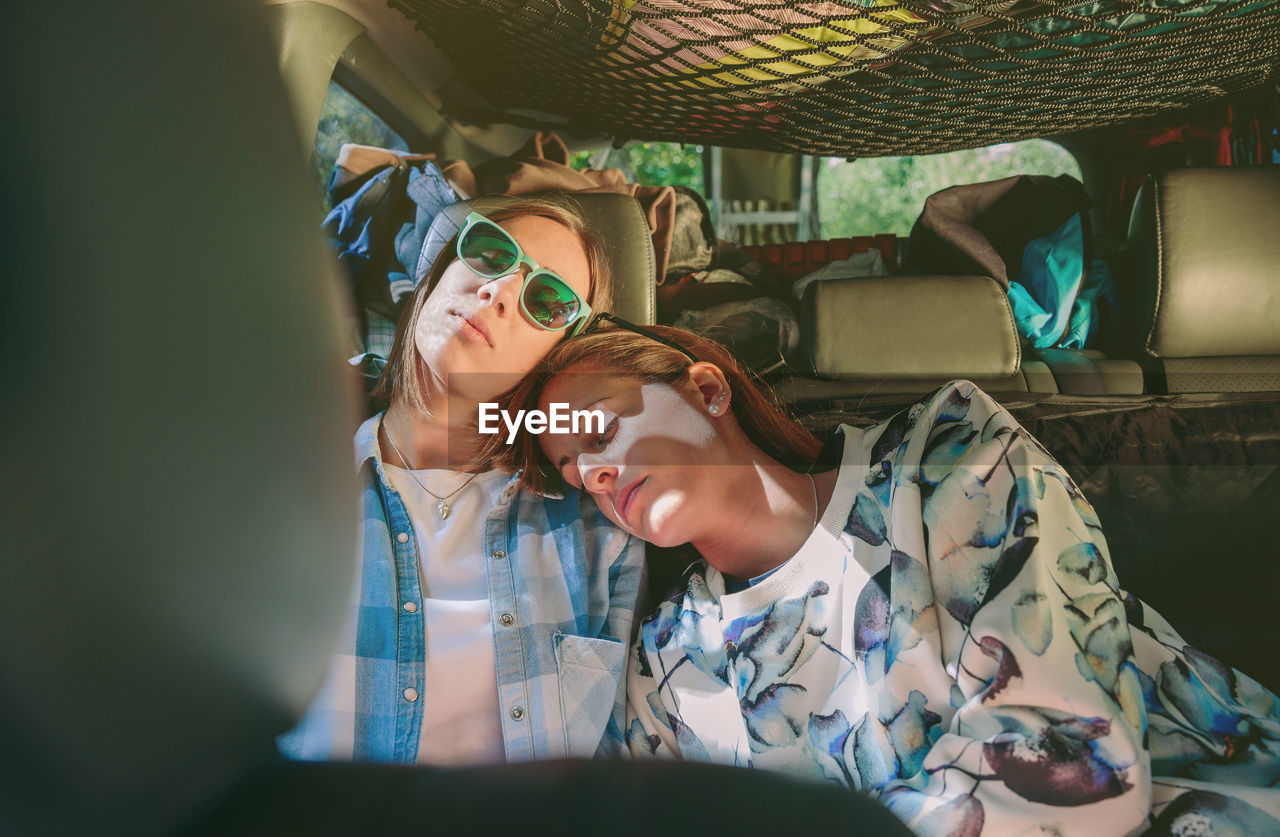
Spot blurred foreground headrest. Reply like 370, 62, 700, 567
0, 2, 358, 833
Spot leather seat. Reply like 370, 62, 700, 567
1123, 167, 1280, 393
776, 272, 1058, 403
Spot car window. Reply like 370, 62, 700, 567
571, 141, 705, 194
818, 139, 1082, 237
312, 80, 410, 212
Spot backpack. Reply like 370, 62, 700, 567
907, 174, 1115, 349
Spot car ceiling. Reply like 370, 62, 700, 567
269, 0, 1280, 158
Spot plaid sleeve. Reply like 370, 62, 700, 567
363, 311, 398, 359
515, 488, 646, 760
594, 530, 645, 758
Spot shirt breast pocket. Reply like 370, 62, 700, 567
553, 632, 626, 757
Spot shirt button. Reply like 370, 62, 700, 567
403, 688, 418, 702
396, 532, 409, 544
491, 549, 506, 560
403, 601, 418, 613
499, 613, 514, 627
510, 705, 525, 721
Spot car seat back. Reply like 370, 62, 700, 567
1124, 166, 1280, 392
775, 271, 1057, 403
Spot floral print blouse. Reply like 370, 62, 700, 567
626, 381, 1280, 835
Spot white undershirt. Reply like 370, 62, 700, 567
383, 464, 509, 766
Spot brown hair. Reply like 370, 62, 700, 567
371, 195, 613, 417
503, 324, 822, 493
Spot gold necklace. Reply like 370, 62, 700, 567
382, 422, 478, 520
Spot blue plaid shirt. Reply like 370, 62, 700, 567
279, 413, 645, 764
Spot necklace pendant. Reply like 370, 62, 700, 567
436, 499, 451, 520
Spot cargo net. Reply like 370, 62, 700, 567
389, 0, 1280, 158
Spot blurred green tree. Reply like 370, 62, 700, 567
571, 142, 704, 192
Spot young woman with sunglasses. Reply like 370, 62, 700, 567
507, 322, 1280, 835
279, 197, 644, 766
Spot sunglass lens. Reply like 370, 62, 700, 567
523, 273, 581, 330
460, 221, 519, 277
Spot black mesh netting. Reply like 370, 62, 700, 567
388, 0, 1280, 157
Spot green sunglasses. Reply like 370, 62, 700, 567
456, 212, 593, 335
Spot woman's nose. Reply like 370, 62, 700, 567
477, 271, 524, 318
578, 455, 617, 494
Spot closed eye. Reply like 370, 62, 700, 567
592, 417, 619, 450
553, 417, 616, 490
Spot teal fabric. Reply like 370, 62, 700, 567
1006, 214, 1116, 349
1007, 213, 1084, 348
1062, 256, 1117, 350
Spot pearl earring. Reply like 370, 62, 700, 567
709, 405, 719, 415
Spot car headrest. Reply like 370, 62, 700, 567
1124, 167, 1280, 358
421, 193, 657, 325
802, 274, 1021, 378
1, 2, 358, 833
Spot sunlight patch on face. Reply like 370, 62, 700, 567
644, 490, 686, 534
632, 382, 717, 455
415, 265, 471, 369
